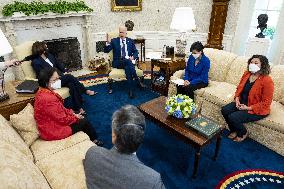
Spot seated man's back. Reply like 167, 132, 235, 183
84, 146, 165, 189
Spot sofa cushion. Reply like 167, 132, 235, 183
225, 56, 248, 85
36, 141, 94, 189
202, 82, 236, 106
270, 65, 284, 101
10, 103, 39, 146
31, 132, 90, 162
255, 101, 284, 133
14, 41, 37, 80
0, 115, 33, 160
109, 67, 143, 79
0, 142, 50, 189
203, 48, 238, 82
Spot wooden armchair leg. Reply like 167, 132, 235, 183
108, 78, 113, 94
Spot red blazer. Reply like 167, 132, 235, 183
34, 88, 78, 140
235, 71, 274, 115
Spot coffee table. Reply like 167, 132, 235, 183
138, 96, 224, 178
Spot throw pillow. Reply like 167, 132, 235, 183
10, 103, 39, 146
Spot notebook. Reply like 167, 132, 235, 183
16, 80, 39, 94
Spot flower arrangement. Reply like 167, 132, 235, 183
165, 94, 197, 119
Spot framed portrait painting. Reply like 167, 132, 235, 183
111, 0, 142, 12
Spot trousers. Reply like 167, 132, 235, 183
221, 102, 267, 137
177, 82, 208, 101
70, 118, 97, 141
61, 74, 86, 111
114, 59, 139, 90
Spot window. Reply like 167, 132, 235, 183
248, 0, 283, 39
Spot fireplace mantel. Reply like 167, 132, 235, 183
0, 12, 95, 22
0, 12, 95, 80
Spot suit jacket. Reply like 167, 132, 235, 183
34, 88, 78, 140
184, 54, 210, 85
32, 53, 65, 78
104, 37, 138, 68
235, 71, 274, 115
84, 147, 165, 189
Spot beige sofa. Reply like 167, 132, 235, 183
168, 48, 284, 156
0, 104, 94, 189
13, 41, 70, 99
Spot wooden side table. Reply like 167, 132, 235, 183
0, 81, 35, 120
151, 58, 186, 95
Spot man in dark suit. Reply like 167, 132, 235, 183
104, 26, 143, 98
31, 41, 96, 114
84, 105, 165, 189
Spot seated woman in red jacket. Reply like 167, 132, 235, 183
34, 67, 103, 145
221, 55, 274, 142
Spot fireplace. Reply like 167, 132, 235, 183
44, 37, 82, 72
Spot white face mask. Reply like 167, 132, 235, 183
50, 79, 61, 89
249, 64, 261, 73
192, 53, 200, 59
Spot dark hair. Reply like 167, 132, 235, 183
190, 41, 204, 52
38, 67, 57, 88
247, 55, 271, 75
112, 105, 146, 154
32, 41, 47, 56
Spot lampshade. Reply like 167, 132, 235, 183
0, 29, 13, 56
170, 7, 196, 32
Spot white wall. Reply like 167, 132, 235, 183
0, 0, 241, 36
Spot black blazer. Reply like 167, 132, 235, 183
32, 53, 65, 78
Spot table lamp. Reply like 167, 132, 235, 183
170, 7, 196, 57
0, 28, 13, 102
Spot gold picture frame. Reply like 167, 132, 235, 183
111, 0, 142, 12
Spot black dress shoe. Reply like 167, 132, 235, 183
128, 90, 134, 99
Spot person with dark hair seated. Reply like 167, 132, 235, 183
221, 55, 274, 142
84, 105, 165, 189
177, 41, 210, 101
31, 41, 97, 114
34, 67, 103, 146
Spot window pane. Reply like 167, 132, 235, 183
255, 0, 269, 10
266, 11, 280, 27
268, 0, 283, 10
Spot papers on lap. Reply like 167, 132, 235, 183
171, 79, 184, 86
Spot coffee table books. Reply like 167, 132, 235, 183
185, 116, 222, 139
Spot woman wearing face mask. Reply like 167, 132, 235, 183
34, 67, 103, 146
221, 55, 274, 142
177, 41, 210, 100
31, 41, 97, 114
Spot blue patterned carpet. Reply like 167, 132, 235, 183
79, 81, 284, 189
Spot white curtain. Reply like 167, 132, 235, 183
268, 4, 284, 65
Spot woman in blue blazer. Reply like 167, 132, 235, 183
177, 41, 210, 100
31, 41, 96, 114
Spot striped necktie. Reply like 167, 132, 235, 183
121, 39, 126, 58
